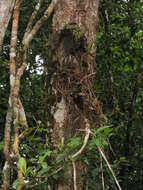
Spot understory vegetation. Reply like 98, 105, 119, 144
0, 0, 143, 189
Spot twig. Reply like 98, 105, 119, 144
99, 152, 105, 190
98, 147, 122, 190
72, 160, 77, 190
84, 120, 122, 190
69, 118, 91, 190
48, 184, 52, 190
71, 119, 91, 159
49, 166, 63, 177
107, 139, 116, 158
80, 72, 96, 83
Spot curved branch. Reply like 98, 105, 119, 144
71, 119, 91, 159
23, 0, 42, 40
22, 0, 57, 48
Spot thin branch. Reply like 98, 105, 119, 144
23, 0, 42, 40
69, 119, 91, 190
80, 72, 96, 83
22, 0, 57, 48
99, 152, 105, 190
18, 0, 58, 91
71, 119, 91, 159
72, 160, 77, 190
82, 121, 122, 190
49, 166, 63, 177
98, 147, 122, 190
48, 184, 52, 190
107, 139, 116, 158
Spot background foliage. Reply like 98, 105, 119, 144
0, 0, 143, 189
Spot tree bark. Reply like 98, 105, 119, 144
0, 0, 15, 50
51, 0, 106, 189
1, 1, 56, 189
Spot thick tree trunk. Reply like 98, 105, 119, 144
51, 0, 106, 189
0, 0, 15, 50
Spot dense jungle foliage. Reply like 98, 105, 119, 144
0, 0, 143, 189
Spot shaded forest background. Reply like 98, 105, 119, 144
0, 0, 143, 189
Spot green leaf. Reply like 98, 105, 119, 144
56, 152, 66, 163
37, 166, 51, 176
104, 128, 113, 137
12, 179, 19, 189
93, 135, 107, 148
39, 150, 52, 163
58, 137, 65, 151
67, 136, 82, 149
93, 138, 102, 147
94, 125, 112, 135
41, 162, 48, 169
26, 166, 33, 175
119, 157, 128, 164
18, 157, 27, 176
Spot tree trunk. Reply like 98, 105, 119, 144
0, 0, 15, 50
1, 1, 56, 189
51, 0, 106, 189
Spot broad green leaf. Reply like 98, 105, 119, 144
18, 157, 27, 175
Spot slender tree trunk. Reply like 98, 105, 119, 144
51, 0, 106, 189
1, 1, 57, 189
0, 0, 15, 50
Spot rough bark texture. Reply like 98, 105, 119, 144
52, 0, 104, 145
53, 0, 99, 56
0, 0, 15, 50
52, 0, 106, 189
